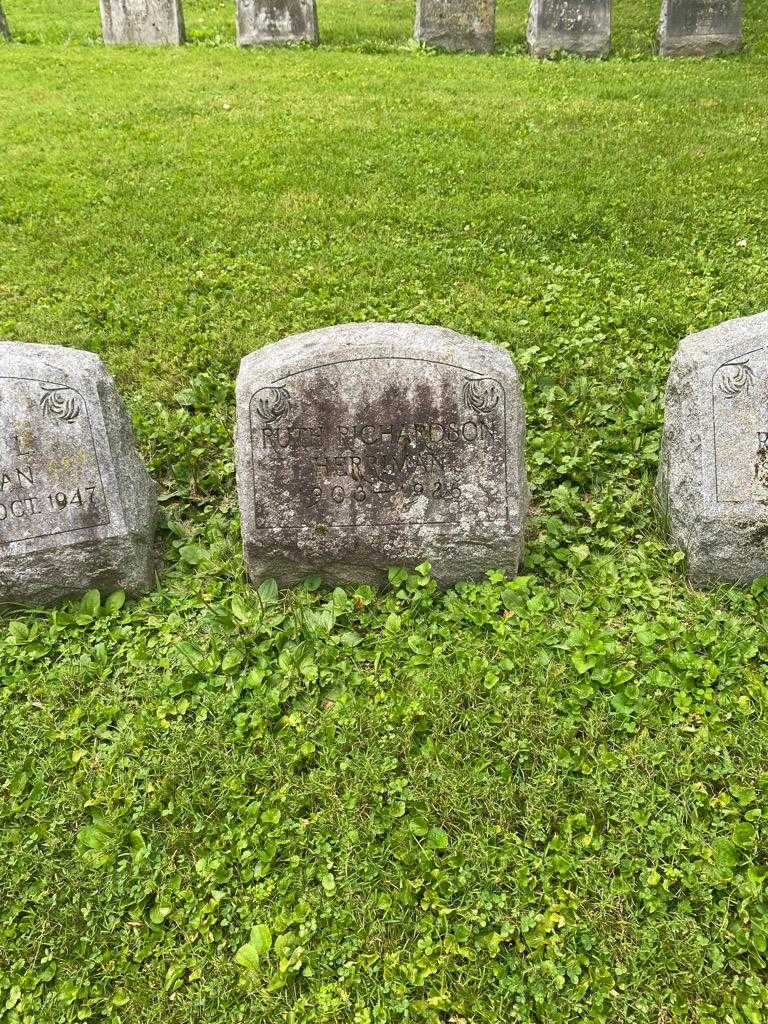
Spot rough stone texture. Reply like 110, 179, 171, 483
0, 342, 157, 606
414, 0, 496, 53
100, 0, 185, 44
527, 0, 611, 57
658, 0, 741, 55
0, 6, 11, 41
236, 0, 318, 45
236, 322, 528, 590
657, 312, 768, 586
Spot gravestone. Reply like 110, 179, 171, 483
0, 342, 157, 606
414, 0, 496, 53
100, 0, 185, 44
0, 6, 11, 41
657, 312, 768, 586
527, 0, 611, 57
235, 322, 528, 589
658, 0, 741, 56
236, 0, 318, 45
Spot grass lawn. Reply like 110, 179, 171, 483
2, 3, 768, 1022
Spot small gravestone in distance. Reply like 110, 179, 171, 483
236, 0, 318, 45
527, 0, 611, 57
0, 342, 157, 606
236, 322, 528, 589
657, 312, 768, 586
0, 6, 11, 41
100, 0, 185, 44
658, 0, 741, 55
414, 0, 496, 53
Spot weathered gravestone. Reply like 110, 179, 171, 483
0, 6, 11, 41
527, 0, 611, 57
658, 0, 741, 56
235, 322, 528, 589
236, 0, 318, 45
100, 0, 185, 44
657, 312, 768, 586
0, 343, 157, 606
414, 0, 496, 53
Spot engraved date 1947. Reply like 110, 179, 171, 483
0, 485, 99, 524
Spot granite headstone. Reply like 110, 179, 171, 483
0, 343, 157, 606
414, 0, 496, 53
527, 0, 611, 57
235, 322, 528, 589
236, 0, 318, 45
100, 0, 185, 44
657, 312, 768, 585
658, 0, 741, 55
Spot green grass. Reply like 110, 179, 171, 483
2, 3, 768, 1022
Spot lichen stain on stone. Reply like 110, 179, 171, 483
754, 448, 768, 490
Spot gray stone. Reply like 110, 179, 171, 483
657, 312, 768, 586
236, 0, 318, 45
658, 0, 741, 56
0, 342, 157, 606
414, 0, 495, 53
100, 0, 185, 44
0, 6, 11, 41
527, 0, 611, 57
235, 322, 528, 590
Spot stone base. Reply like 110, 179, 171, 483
236, 0, 318, 45
100, 0, 185, 44
243, 524, 524, 592
0, 535, 155, 608
528, 31, 609, 57
527, 0, 611, 57
414, 0, 496, 54
658, 33, 742, 55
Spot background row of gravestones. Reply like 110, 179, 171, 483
0, 0, 746, 57
1, 312, 767, 607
